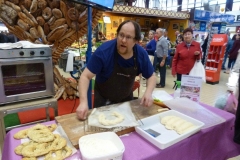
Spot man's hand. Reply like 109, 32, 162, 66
76, 101, 89, 120
172, 74, 176, 78
140, 92, 153, 107
160, 60, 165, 67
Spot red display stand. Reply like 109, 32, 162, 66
205, 34, 228, 84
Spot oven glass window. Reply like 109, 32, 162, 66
2, 63, 46, 96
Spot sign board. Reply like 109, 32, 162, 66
194, 9, 235, 24
210, 34, 228, 45
237, 15, 240, 21
180, 75, 202, 103
189, 21, 206, 31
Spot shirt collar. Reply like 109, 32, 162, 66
158, 36, 164, 41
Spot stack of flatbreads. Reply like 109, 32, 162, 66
14, 124, 72, 160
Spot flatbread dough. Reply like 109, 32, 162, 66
98, 111, 125, 126
160, 116, 196, 135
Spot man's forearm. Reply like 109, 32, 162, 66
146, 73, 156, 94
78, 75, 90, 103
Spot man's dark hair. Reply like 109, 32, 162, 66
116, 20, 141, 41
183, 28, 193, 35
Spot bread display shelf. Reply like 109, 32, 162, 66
0, 0, 103, 63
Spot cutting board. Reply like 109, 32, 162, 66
55, 99, 168, 148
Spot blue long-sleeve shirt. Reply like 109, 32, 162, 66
226, 40, 234, 54
146, 39, 156, 56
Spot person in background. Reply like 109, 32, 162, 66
172, 28, 202, 81
224, 34, 240, 74
163, 30, 170, 41
0, 31, 8, 43
201, 34, 209, 65
175, 30, 180, 45
76, 20, 156, 120
222, 34, 236, 70
163, 29, 171, 68
155, 28, 168, 88
97, 31, 106, 41
194, 34, 201, 42
146, 30, 156, 56
145, 30, 156, 79
177, 34, 184, 44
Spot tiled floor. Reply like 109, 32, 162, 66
0, 66, 234, 159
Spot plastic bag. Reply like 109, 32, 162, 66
214, 93, 230, 110
224, 93, 238, 114
189, 61, 206, 82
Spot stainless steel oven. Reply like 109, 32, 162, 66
0, 47, 54, 104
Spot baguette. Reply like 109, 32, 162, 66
21, 5, 38, 26
50, 18, 66, 30
52, 8, 62, 19
60, 0, 71, 26
30, 0, 37, 13
29, 27, 40, 38
47, 24, 68, 42
17, 19, 30, 31
5, 1, 21, 12
37, 25, 48, 44
18, 12, 35, 27
58, 28, 75, 42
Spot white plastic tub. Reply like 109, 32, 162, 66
79, 132, 125, 160
135, 110, 204, 149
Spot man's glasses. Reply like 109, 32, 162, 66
118, 33, 135, 41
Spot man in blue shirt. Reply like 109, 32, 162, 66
76, 20, 156, 120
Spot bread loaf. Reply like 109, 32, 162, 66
29, 27, 40, 38
52, 8, 62, 19
17, 19, 30, 31
5, 1, 21, 12
30, 0, 37, 13
50, 18, 66, 30
36, 16, 45, 26
37, 0, 47, 9
43, 23, 50, 35
21, 5, 38, 26
47, 16, 56, 26
47, 24, 68, 42
42, 7, 52, 20
18, 12, 35, 27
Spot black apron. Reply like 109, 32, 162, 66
94, 50, 138, 108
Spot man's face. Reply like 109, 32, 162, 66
155, 29, 162, 39
117, 22, 137, 55
175, 31, 179, 36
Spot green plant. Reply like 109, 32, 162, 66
95, 42, 102, 48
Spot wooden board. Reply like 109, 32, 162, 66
55, 99, 169, 148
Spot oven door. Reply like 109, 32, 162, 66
0, 57, 54, 104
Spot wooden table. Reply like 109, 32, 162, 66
55, 99, 165, 148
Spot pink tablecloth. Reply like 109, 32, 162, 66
2, 103, 240, 160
